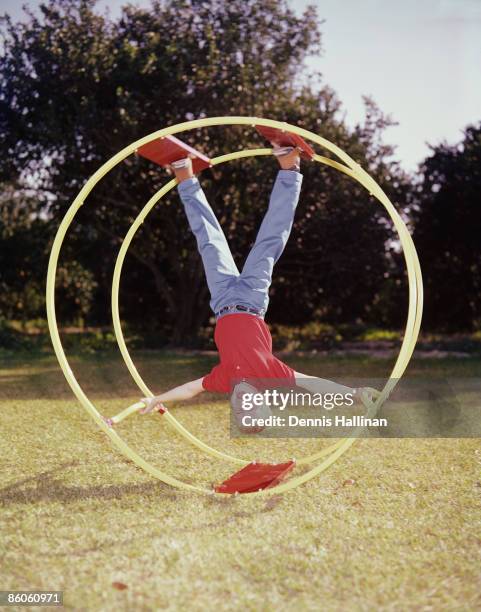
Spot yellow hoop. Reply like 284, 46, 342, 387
46, 116, 423, 495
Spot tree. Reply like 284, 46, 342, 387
412, 124, 481, 331
0, 0, 406, 343
0, 185, 49, 323
0, 183, 97, 326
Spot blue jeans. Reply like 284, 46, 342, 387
178, 170, 303, 317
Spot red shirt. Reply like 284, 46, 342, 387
202, 314, 296, 394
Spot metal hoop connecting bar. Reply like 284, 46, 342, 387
46, 117, 423, 495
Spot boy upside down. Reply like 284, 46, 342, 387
140, 144, 372, 431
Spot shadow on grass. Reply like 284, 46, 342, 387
0, 462, 176, 506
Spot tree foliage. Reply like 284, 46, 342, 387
0, 185, 49, 322
412, 124, 481, 331
0, 0, 411, 343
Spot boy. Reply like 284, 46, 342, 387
141, 146, 367, 430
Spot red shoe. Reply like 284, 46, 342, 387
256, 125, 315, 160
137, 135, 212, 174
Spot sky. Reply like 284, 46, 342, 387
2, 0, 480, 171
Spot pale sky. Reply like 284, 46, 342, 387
2, 0, 480, 171
292, 0, 481, 170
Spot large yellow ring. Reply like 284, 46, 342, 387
46, 116, 423, 495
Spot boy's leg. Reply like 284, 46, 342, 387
177, 177, 239, 311
238, 170, 303, 312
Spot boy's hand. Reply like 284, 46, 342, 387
140, 397, 166, 414
354, 387, 381, 404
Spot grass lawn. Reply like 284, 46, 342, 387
1, 349, 480, 610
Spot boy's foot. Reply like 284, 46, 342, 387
273, 145, 301, 171
171, 157, 195, 183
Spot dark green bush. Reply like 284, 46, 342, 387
271, 321, 341, 351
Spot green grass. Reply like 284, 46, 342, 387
1, 351, 480, 610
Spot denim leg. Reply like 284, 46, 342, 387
177, 177, 239, 312
237, 170, 303, 312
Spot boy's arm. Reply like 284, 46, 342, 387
293, 371, 379, 404
293, 371, 355, 396
140, 377, 205, 413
